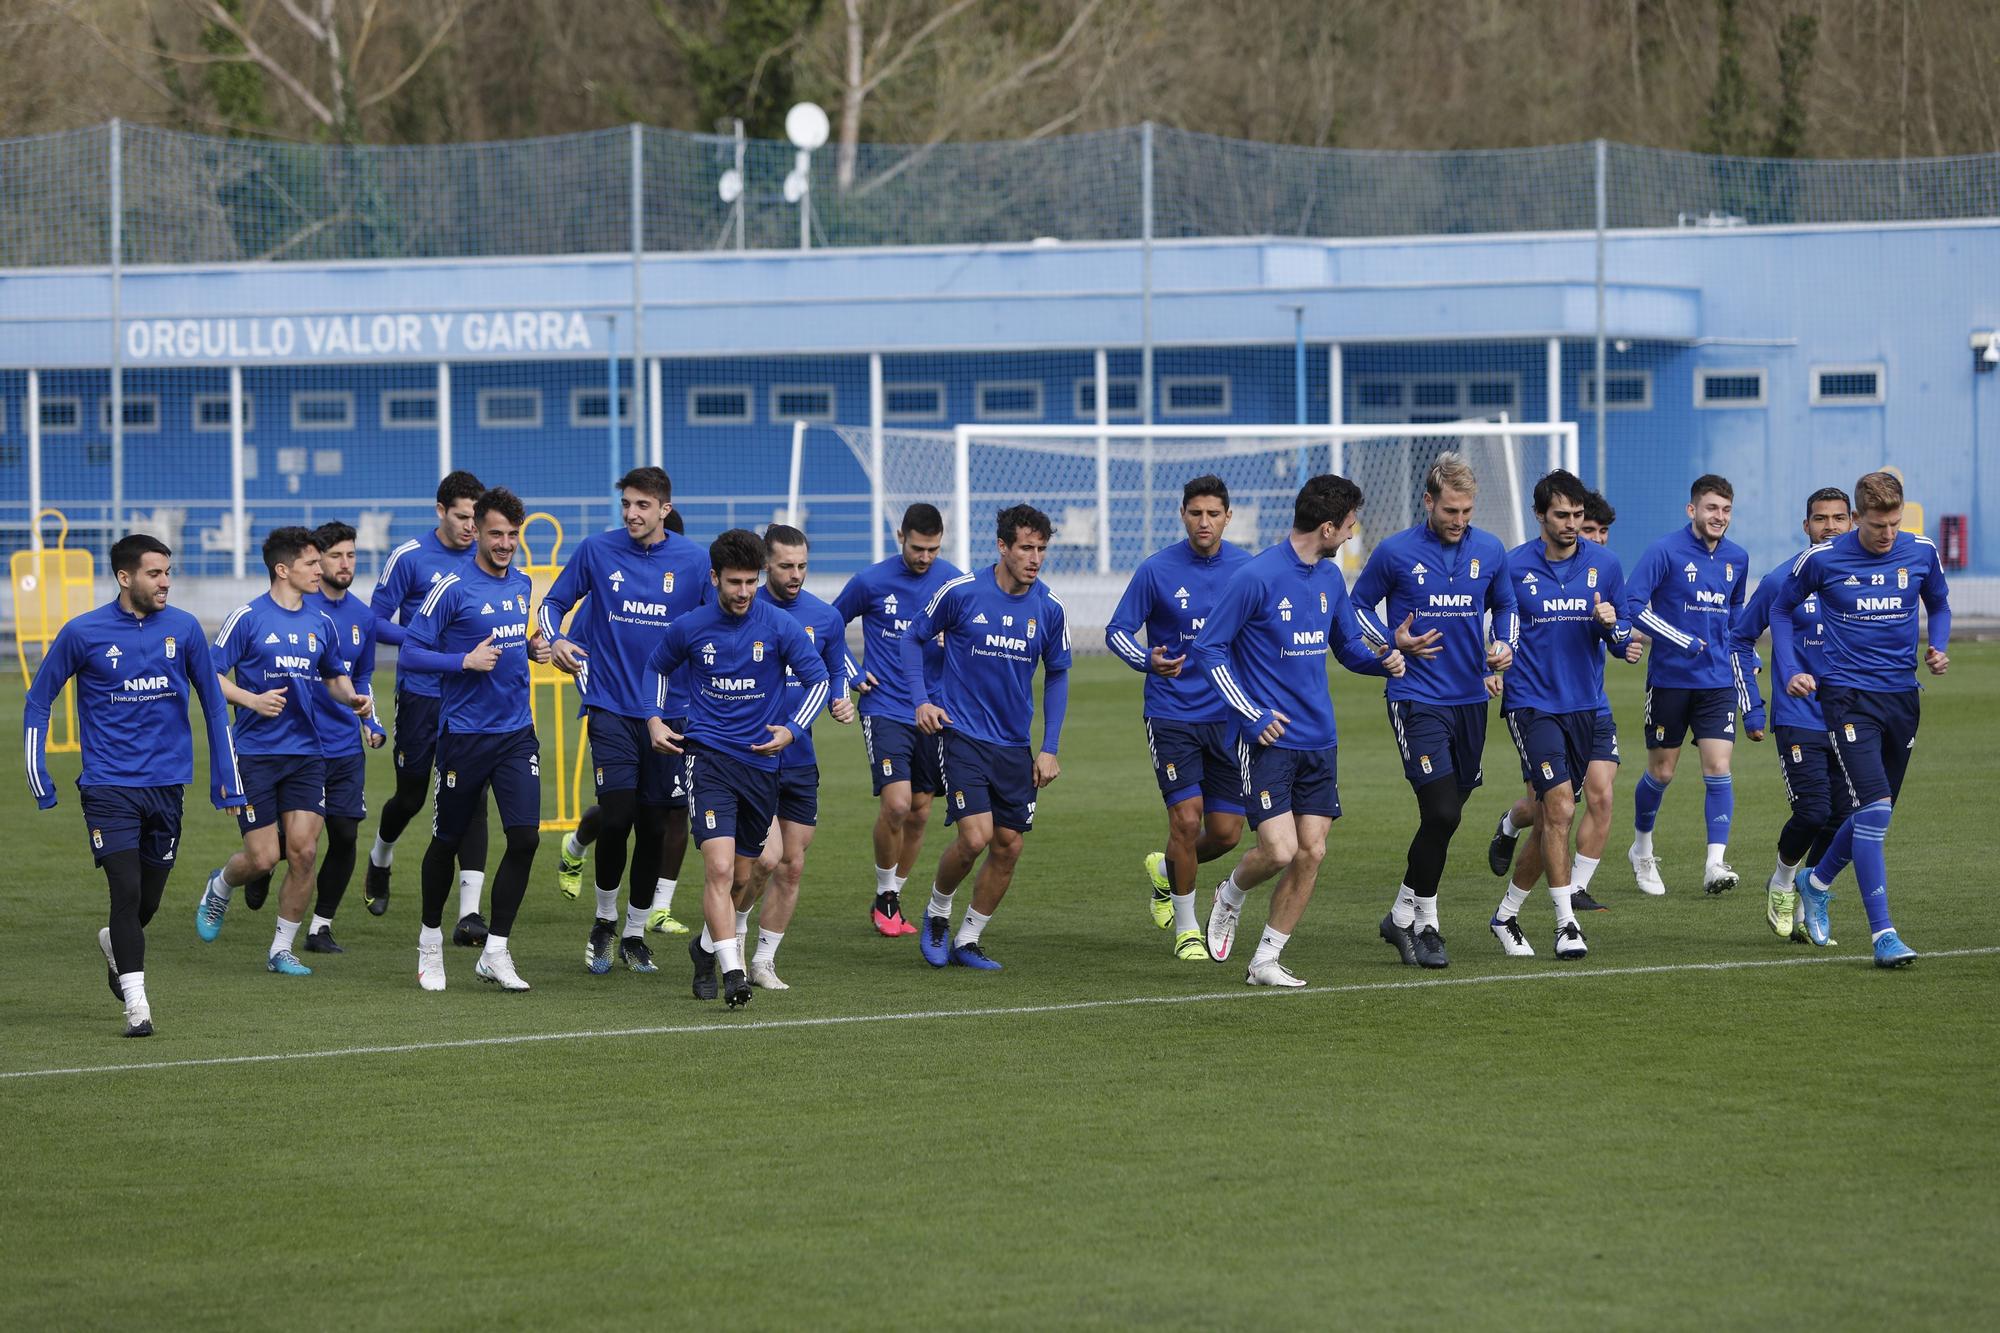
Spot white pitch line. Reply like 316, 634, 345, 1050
6, 945, 1997, 1083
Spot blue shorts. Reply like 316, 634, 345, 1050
237, 753, 327, 833
1776, 725, 1851, 827
860, 714, 945, 797
588, 709, 686, 808
1387, 699, 1487, 791
392, 689, 442, 776
1643, 685, 1736, 749
1241, 741, 1341, 828
777, 763, 819, 826
1145, 718, 1246, 815
434, 726, 541, 840
939, 730, 1037, 834
79, 784, 185, 866
1820, 686, 1919, 809
322, 751, 368, 821
685, 742, 779, 858
1591, 711, 1621, 766
1505, 707, 1594, 797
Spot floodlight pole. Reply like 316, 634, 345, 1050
1140, 121, 1155, 552
629, 123, 646, 470
797, 150, 813, 250
109, 118, 124, 550
1593, 137, 1608, 488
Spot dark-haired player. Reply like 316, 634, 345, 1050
832, 503, 963, 936
539, 467, 710, 975
25, 533, 242, 1036
906, 505, 1071, 972
366, 470, 491, 939
196, 528, 370, 976
1104, 474, 1252, 961
645, 529, 831, 1008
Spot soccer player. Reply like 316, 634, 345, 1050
1104, 474, 1252, 960
1732, 488, 1855, 941
644, 529, 831, 1008
1192, 474, 1405, 986
832, 503, 962, 936
1487, 471, 1632, 960
1774, 471, 1949, 967
732, 524, 858, 989
1621, 474, 1752, 896
1486, 489, 1635, 912
1350, 453, 1518, 970
906, 505, 1071, 971
537, 467, 711, 975
24, 533, 242, 1036
196, 527, 371, 976
365, 469, 490, 939
398, 488, 551, 991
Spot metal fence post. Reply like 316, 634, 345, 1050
229, 365, 246, 580
1594, 137, 1609, 489
630, 123, 647, 469
27, 370, 42, 551
1140, 121, 1155, 552
437, 362, 452, 477
869, 353, 885, 562
1094, 348, 1110, 574
108, 119, 124, 548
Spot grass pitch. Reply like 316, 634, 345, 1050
3, 647, 1997, 1328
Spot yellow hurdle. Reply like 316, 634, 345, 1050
520, 512, 590, 832
11, 509, 97, 755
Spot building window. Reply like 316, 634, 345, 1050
381, 390, 438, 429
1161, 376, 1231, 417
770, 384, 836, 423
99, 395, 161, 433
1351, 374, 1520, 424
193, 394, 255, 432
687, 385, 753, 425
882, 382, 946, 423
1810, 363, 1885, 406
1073, 376, 1141, 419
1579, 371, 1653, 412
974, 380, 1043, 421
292, 391, 356, 431
476, 388, 542, 429
1695, 369, 1767, 408
570, 386, 632, 427
40, 398, 82, 434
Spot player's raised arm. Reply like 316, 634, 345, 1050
22, 622, 84, 809
644, 622, 693, 719
182, 625, 245, 808
1769, 546, 1825, 690
779, 616, 832, 737
350, 607, 386, 740
1190, 573, 1269, 731
1332, 580, 1399, 678
367, 539, 418, 646
397, 575, 477, 675
535, 542, 590, 669
904, 573, 967, 726
1103, 563, 1157, 672
1921, 541, 1953, 669
1623, 540, 1701, 656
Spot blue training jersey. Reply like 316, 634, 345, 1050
399, 563, 537, 735
369, 529, 474, 698
1104, 538, 1253, 724
758, 584, 858, 771
1501, 540, 1631, 716
213, 593, 350, 757
1622, 523, 1750, 690
1191, 539, 1390, 751
1773, 530, 1951, 695
1350, 522, 1519, 706
906, 566, 1073, 752
646, 597, 830, 772
534, 528, 712, 719
1730, 561, 1831, 732
305, 589, 385, 757
832, 554, 962, 723
24, 600, 242, 810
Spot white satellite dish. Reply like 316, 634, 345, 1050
718, 169, 743, 204
785, 102, 830, 152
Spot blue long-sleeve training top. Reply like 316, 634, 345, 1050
1350, 521, 1519, 706
399, 563, 537, 735
832, 553, 962, 723
1773, 530, 1951, 695
758, 583, 858, 771
1622, 523, 1750, 690
534, 527, 712, 719
1501, 540, 1630, 715
1191, 539, 1391, 751
212, 593, 350, 756
305, 588, 384, 756
904, 566, 1073, 753
24, 600, 241, 810
646, 597, 830, 772
368, 529, 473, 697
1730, 560, 1833, 732
1103, 538, 1253, 723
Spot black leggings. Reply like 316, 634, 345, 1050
424, 825, 539, 935
104, 850, 173, 974
588, 790, 670, 909
1403, 776, 1469, 898
314, 816, 362, 918
380, 760, 488, 874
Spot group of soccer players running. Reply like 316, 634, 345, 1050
25, 453, 1950, 1037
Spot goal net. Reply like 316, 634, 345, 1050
835, 420, 1576, 578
